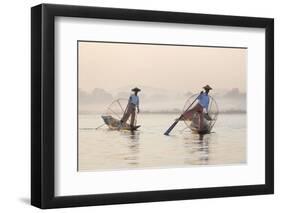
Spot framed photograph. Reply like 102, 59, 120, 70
31, 4, 274, 209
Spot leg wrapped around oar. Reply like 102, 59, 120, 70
181, 103, 203, 120
120, 103, 136, 126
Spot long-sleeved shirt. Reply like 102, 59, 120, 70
197, 92, 210, 110
129, 94, 139, 107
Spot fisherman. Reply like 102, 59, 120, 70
180, 85, 212, 129
119, 87, 141, 128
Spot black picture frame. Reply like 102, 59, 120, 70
31, 3, 274, 209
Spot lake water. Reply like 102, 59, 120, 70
78, 113, 246, 171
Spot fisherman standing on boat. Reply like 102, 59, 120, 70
119, 87, 141, 128
180, 85, 212, 129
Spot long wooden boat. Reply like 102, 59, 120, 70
101, 115, 141, 131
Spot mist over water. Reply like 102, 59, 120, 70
79, 86, 246, 114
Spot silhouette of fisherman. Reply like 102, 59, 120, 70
119, 87, 141, 129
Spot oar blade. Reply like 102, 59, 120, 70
164, 119, 179, 136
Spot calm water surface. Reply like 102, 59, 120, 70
78, 113, 246, 171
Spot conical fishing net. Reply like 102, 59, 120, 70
104, 98, 137, 127
182, 94, 219, 133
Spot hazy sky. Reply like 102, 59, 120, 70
78, 41, 247, 93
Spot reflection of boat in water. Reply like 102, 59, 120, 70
101, 115, 141, 131
101, 99, 141, 131
184, 94, 219, 134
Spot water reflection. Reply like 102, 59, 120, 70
197, 134, 210, 164
79, 113, 246, 171
121, 131, 140, 167
183, 133, 211, 165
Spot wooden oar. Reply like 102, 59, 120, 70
164, 93, 201, 136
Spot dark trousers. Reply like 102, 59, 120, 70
121, 103, 136, 126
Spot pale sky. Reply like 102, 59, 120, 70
78, 41, 247, 93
